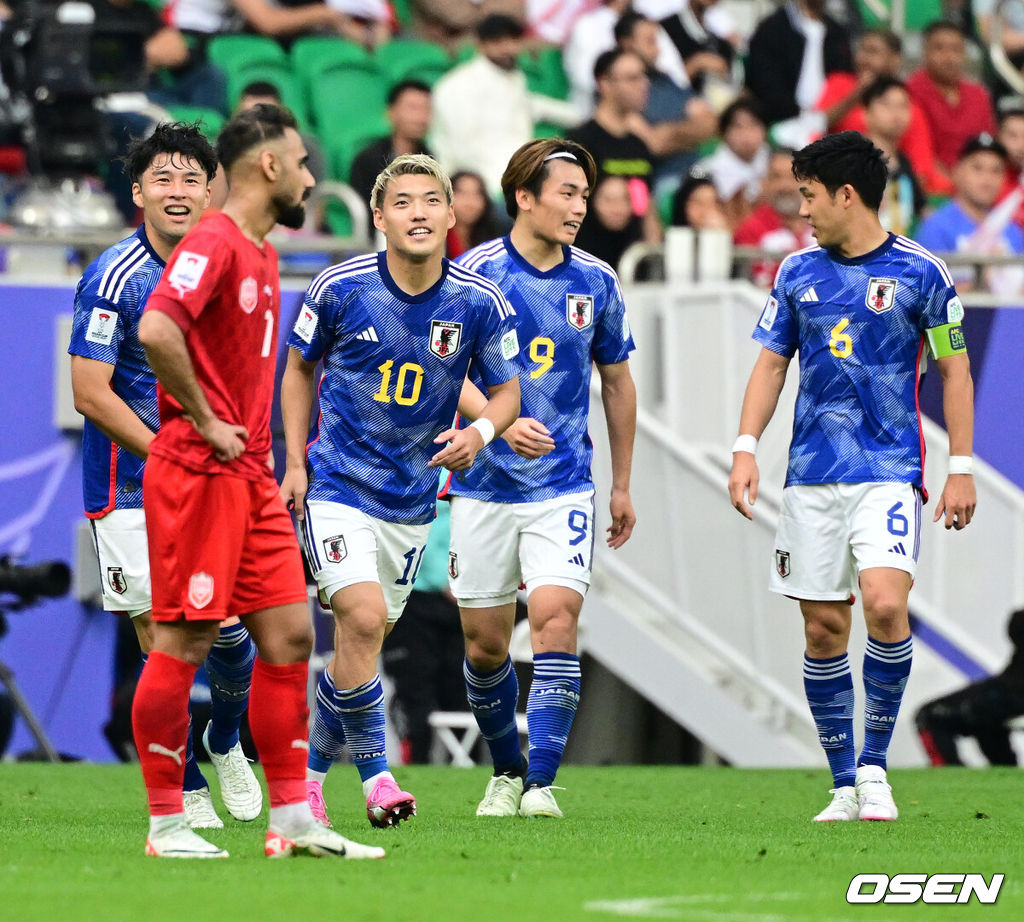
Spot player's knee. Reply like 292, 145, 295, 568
464, 633, 509, 670
863, 598, 907, 638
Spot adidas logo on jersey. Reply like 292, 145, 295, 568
567, 553, 585, 567
799, 287, 819, 302
889, 543, 907, 556
356, 326, 379, 342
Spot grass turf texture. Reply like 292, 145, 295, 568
0, 764, 1020, 921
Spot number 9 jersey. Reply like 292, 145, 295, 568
290, 252, 521, 524
447, 237, 635, 504
753, 234, 967, 493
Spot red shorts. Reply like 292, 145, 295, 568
143, 455, 307, 621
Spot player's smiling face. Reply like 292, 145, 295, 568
517, 159, 589, 247
374, 173, 455, 262
797, 177, 849, 249
133, 152, 210, 245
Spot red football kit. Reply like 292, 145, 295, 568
142, 211, 306, 622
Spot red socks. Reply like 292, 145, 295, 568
131, 650, 196, 816
248, 658, 309, 808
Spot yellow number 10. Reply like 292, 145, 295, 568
529, 336, 555, 379
373, 359, 424, 406
829, 318, 853, 358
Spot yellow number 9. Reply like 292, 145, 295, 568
829, 318, 853, 358
529, 336, 555, 379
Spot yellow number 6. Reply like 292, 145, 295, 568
830, 318, 853, 358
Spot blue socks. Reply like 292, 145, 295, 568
525, 653, 581, 788
859, 635, 913, 770
464, 656, 524, 775
182, 716, 208, 792
335, 674, 388, 783
803, 653, 856, 788
308, 667, 347, 774
203, 622, 255, 754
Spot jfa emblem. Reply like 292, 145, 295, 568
567, 294, 594, 330
430, 319, 463, 358
324, 535, 347, 563
188, 571, 215, 609
866, 277, 897, 314
239, 276, 258, 314
775, 549, 791, 579
106, 566, 127, 595
448, 551, 458, 579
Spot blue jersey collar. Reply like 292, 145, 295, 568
376, 250, 450, 303
826, 232, 896, 266
502, 236, 572, 278
136, 223, 165, 267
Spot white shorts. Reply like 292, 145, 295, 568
448, 491, 595, 607
302, 500, 432, 623
770, 482, 922, 601
91, 508, 151, 617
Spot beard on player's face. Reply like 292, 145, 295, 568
273, 193, 306, 230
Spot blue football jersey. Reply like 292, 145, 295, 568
753, 233, 964, 492
290, 251, 522, 524
68, 225, 163, 517
446, 237, 635, 503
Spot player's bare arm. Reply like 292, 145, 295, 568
279, 348, 318, 519
70, 355, 156, 460
457, 378, 555, 459
597, 359, 637, 548
729, 347, 791, 520
137, 309, 248, 462
932, 351, 977, 530
430, 376, 521, 471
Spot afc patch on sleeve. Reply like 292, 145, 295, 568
167, 250, 209, 295
85, 307, 118, 345
293, 306, 318, 344
946, 296, 965, 323
501, 328, 520, 360
758, 295, 779, 331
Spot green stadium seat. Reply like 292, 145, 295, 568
519, 47, 569, 100
857, 0, 942, 32
207, 35, 287, 74
291, 37, 376, 96
329, 127, 389, 183
163, 105, 226, 139
227, 61, 308, 126
374, 39, 453, 86
309, 70, 389, 146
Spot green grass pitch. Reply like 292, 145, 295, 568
0, 764, 1020, 921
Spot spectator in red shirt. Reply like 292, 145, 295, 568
734, 148, 814, 287
997, 108, 1024, 229
815, 28, 951, 195
906, 21, 997, 171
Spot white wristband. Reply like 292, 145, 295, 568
732, 434, 758, 455
948, 455, 973, 475
469, 418, 495, 447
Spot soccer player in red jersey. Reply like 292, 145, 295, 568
132, 104, 383, 860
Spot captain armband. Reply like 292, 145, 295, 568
925, 322, 967, 359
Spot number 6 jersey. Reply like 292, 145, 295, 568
446, 237, 635, 504
290, 252, 521, 524
753, 234, 967, 492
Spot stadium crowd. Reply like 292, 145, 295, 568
2, 1, 1024, 282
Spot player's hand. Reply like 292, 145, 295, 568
196, 417, 248, 462
280, 466, 309, 520
429, 426, 483, 471
728, 452, 759, 520
502, 417, 555, 458
606, 488, 636, 549
933, 474, 976, 530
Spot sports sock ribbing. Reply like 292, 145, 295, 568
804, 652, 856, 787
464, 656, 524, 775
204, 621, 255, 754
524, 653, 580, 788
336, 674, 389, 783
307, 666, 347, 774
859, 635, 913, 770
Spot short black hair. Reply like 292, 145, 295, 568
216, 103, 299, 172
861, 26, 902, 55
123, 121, 218, 184
922, 19, 964, 42
861, 75, 908, 108
387, 79, 431, 107
613, 10, 649, 45
719, 98, 767, 135
999, 106, 1024, 126
476, 13, 524, 42
791, 131, 888, 211
239, 80, 281, 101
594, 47, 634, 82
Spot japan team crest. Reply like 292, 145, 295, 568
188, 571, 214, 609
775, 550, 791, 579
567, 293, 594, 330
239, 276, 258, 314
865, 277, 897, 314
106, 566, 127, 595
448, 551, 458, 579
430, 319, 463, 358
324, 535, 347, 563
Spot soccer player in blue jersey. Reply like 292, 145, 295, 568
69, 123, 263, 829
279, 154, 522, 828
446, 138, 638, 819
728, 131, 977, 822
